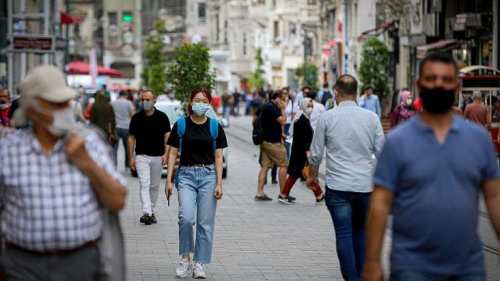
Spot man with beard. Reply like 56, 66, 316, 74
363, 52, 500, 281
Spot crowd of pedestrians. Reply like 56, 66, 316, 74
0, 51, 499, 281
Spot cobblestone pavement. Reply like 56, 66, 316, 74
120, 115, 498, 281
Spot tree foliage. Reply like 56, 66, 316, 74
166, 43, 216, 107
141, 27, 168, 96
248, 48, 266, 90
294, 62, 319, 92
358, 38, 391, 114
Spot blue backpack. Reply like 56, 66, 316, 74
174, 117, 219, 187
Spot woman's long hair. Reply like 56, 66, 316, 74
187, 88, 212, 115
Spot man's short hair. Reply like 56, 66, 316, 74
364, 84, 373, 92
308, 91, 317, 100
419, 52, 459, 78
271, 89, 282, 100
302, 86, 311, 92
142, 90, 156, 99
119, 90, 128, 96
335, 75, 358, 96
323, 82, 329, 88
472, 91, 482, 99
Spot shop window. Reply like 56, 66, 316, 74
111, 62, 135, 79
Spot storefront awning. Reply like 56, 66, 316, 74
358, 21, 396, 42
416, 39, 457, 59
60, 12, 85, 25
322, 39, 342, 55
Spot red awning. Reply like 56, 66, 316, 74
416, 39, 457, 59
66, 61, 123, 77
322, 39, 342, 55
358, 21, 396, 42
110, 84, 139, 92
60, 12, 85, 25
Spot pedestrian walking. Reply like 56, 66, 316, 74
232, 88, 241, 116
255, 90, 288, 201
0, 88, 12, 127
307, 74, 385, 280
363, 52, 500, 281
112, 90, 136, 170
283, 87, 296, 158
359, 85, 382, 118
90, 91, 118, 147
391, 89, 416, 128
278, 98, 324, 205
318, 82, 334, 106
165, 88, 227, 279
464, 91, 491, 129
305, 91, 326, 130
128, 90, 171, 225
222, 90, 232, 121
0, 65, 127, 280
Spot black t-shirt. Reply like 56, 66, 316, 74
167, 117, 228, 166
259, 102, 282, 143
129, 109, 171, 156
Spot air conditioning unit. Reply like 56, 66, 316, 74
465, 14, 481, 27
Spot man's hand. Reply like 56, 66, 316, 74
362, 262, 384, 281
161, 153, 168, 165
165, 182, 173, 199
65, 134, 92, 169
306, 176, 319, 191
278, 100, 285, 110
214, 184, 223, 199
130, 157, 136, 171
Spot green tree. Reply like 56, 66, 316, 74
141, 26, 168, 96
166, 43, 216, 107
294, 62, 319, 92
248, 48, 266, 90
358, 38, 391, 116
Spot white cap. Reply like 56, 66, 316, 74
14, 65, 76, 126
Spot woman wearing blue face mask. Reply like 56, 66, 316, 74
165, 88, 228, 279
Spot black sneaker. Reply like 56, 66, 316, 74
271, 179, 278, 185
140, 214, 152, 225
278, 195, 295, 205
316, 194, 325, 205
288, 195, 296, 201
255, 194, 273, 201
151, 214, 157, 224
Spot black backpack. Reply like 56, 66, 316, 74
252, 105, 265, 145
321, 90, 333, 106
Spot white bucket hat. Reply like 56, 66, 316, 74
14, 65, 77, 126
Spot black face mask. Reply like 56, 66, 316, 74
419, 85, 456, 114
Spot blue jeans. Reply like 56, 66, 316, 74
113, 128, 130, 168
325, 188, 371, 281
390, 271, 485, 281
177, 164, 218, 263
222, 105, 231, 121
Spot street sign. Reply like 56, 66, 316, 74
11, 35, 54, 53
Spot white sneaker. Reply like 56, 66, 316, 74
193, 262, 206, 279
175, 259, 191, 278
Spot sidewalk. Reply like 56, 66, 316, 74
120, 114, 391, 281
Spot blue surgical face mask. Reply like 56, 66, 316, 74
192, 103, 210, 116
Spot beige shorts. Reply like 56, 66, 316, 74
261, 141, 289, 168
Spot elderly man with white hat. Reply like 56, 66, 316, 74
0, 65, 128, 280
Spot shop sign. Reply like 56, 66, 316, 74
12, 35, 54, 53
454, 14, 467, 31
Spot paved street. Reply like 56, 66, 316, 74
120, 115, 499, 281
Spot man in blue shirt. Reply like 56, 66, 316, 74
318, 82, 333, 104
359, 85, 381, 118
308, 75, 384, 280
364, 52, 500, 281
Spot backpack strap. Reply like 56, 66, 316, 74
209, 117, 219, 155
177, 117, 187, 153
174, 117, 187, 188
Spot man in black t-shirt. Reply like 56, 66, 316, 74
128, 90, 171, 225
255, 90, 288, 201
